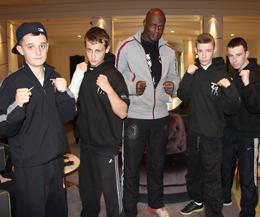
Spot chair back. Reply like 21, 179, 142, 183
0, 190, 11, 217
0, 144, 6, 171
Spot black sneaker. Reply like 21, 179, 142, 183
180, 201, 204, 215
223, 200, 232, 206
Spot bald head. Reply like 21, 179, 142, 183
142, 8, 166, 42
145, 8, 166, 23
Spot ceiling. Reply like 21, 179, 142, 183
3, 0, 260, 50
14, 16, 201, 44
13, 15, 260, 49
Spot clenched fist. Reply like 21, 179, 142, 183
51, 78, 67, 92
163, 81, 174, 96
239, 69, 250, 86
136, 80, 146, 96
76, 62, 88, 73
96, 74, 112, 94
217, 78, 231, 88
16, 88, 32, 107
187, 64, 199, 75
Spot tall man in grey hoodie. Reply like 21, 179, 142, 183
115, 8, 180, 217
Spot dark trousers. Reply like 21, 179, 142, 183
79, 146, 123, 217
222, 135, 259, 217
15, 157, 67, 217
123, 117, 169, 217
186, 134, 223, 217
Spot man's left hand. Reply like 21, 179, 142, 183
96, 74, 112, 94
239, 69, 250, 86
163, 81, 174, 95
51, 78, 67, 92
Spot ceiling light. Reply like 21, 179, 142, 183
77, 34, 82, 38
230, 33, 235, 37
170, 30, 175, 33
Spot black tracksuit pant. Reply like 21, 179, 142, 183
79, 146, 123, 217
15, 157, 67, 217
123, 117, 169, 217
222, 135, 259, 217
186, 134, 223, 217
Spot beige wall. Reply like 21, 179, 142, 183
47, 41, 85, 82
250, 40, 260, 62
0, 21, 8, 81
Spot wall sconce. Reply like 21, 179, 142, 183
97, 18, 105, 29
209, 17, 217, 38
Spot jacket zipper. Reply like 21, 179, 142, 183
152, 89, 156, 119
135, 38, 164, 119
196, 136, 200, 151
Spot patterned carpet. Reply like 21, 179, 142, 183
66, 185, 240, 217
66, 142, 240, 217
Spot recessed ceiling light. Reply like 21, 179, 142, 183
230, 33, 235, 37
77, 34, 82, 38
170, 30, 175, 33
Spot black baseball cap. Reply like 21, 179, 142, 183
12, 22, 48, 54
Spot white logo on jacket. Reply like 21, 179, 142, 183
211, 82, 219, 96
146, 54, 152, 69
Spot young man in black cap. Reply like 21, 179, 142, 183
0, 22, 76, 217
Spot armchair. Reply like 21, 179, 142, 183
0, 143, 12, 217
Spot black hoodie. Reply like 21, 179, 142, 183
224, 59, 260, 137
177, 57, 240, 138
77, 53, 129, 154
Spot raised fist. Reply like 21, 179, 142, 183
77, 62, 88, 73
239, 69, 250, 86
217, 78, 231, 88
15, 88, 32, 107
51, 78, 67, 92
187, 64, 198, 75
163, 81, 174, 96
136, 80, 146, 96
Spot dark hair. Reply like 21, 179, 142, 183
84, 26, 110, 49
195, 33, 215, 48
227, 37, 248, 52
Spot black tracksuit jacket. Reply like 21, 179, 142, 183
0, 63, 76, 167
224, 60, 260, 137
77, 53, 129, 154
177, 57, 240, 138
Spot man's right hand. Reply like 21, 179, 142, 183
136, 80, 146, 96
217, 78, 231, 88
15, 88, 32, 107
0, 174, 12, 183
187, 64, 198, 75
76, 62, 88, 73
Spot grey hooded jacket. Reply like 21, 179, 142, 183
115, 28, 180, 119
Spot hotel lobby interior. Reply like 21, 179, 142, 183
1, 0, 260, 216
